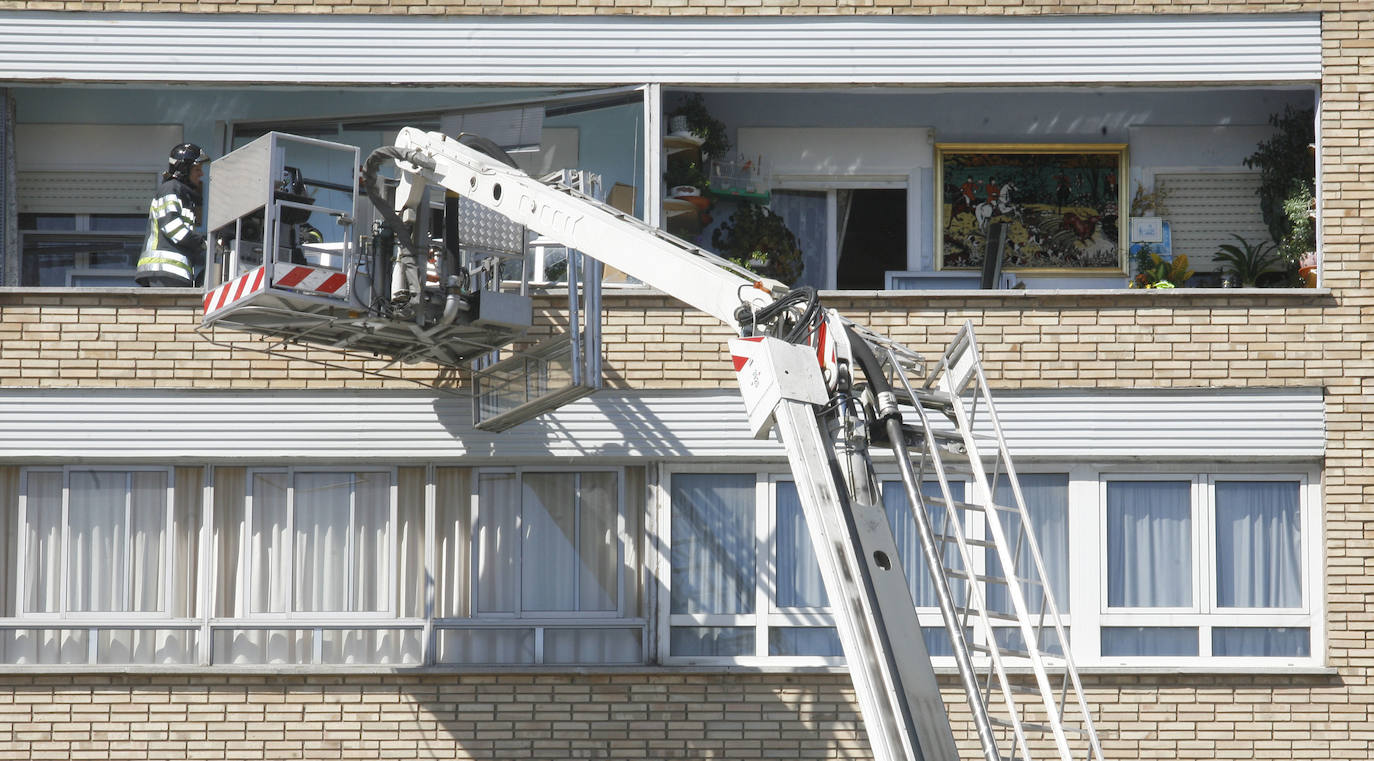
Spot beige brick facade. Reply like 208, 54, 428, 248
0, 0, 1370, 759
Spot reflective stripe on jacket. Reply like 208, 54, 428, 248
136, 177, 204, 286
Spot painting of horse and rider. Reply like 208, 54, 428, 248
937, 144, 1128, 272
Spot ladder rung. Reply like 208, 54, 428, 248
971, 642, 1032, 659
926, 496, 985, 513
957, 607, 1019, 623
989, 717, 1092, 736
941, 568, 1008, 585
936, 534, 995, 548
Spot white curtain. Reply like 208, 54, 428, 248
522, 473, 577, 611
1106, 481, 1192, 608
250, 472, 290, 614
883, 480, 966, 608
989, 474, 1069, 615
475, 473, 519, 613
435, 468, 471, 618
1215, 481, 1301, 608
22, 471, 62, 614
67, 471, 126, 612
0, 467, 17, 617
293, 472, 350, 612
396, 467, 427, 619
351, 473, 389, 613
770, 190, 828, 289
670, 473, 755, 615
578, 472, 619, 613
775, 481, 826, 608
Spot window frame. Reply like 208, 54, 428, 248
226, 466, 400, 622
465, 465, 632, 622
18, 212, 144, 288
12, 466, 178, 620
770, 179, 913, 291
1091, 468, 1320, 666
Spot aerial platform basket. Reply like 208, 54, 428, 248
198, 132, 604, 431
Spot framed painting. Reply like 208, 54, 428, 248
936, 143, 1129, 273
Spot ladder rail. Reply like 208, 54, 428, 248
886, 346, 1037, 761
937, 322, 1106, 761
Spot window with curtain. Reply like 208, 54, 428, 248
1, 467, 199, 665
213, 468, 418, 666
666, 474, 844, 662
436, 469, 637, 666
1101, 477, 1308, 659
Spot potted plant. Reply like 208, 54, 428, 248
1244, 105, 1316, 280
1130, 244, 1194, 289
711, 203, 804, 284
1213, 234, 1281, 288
667, 93, 731, 160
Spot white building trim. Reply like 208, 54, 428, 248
0, 387, 1323, 463
0, 12, 1321, 86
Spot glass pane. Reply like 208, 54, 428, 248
769, 626, 842, 657
577, 472, 619, 612
522, 473, 577, 611
213, 628, 313, 665
97, 629, 196, 665
293, 472, 352, 612
435, 628, 535, 665
775, 481, 826, 608
475, 473, 519, 614
352, 472, 390, 613
883, 480, 965, 608
68, 471, 127, 612
21, 236, 140, 287
770, 190, 827, 290
669, 626, 753, 657
1215, 481, 1301, 608
128, 471, 168, 613
0, 628, 87, 665
1100, 626, 1198, 657
250, 473, 290, 614
921, 626, 972, 658
1212, 627, 1309, 657
22, 472, 62, 614
670, 474, 755, 615
18, 214, 76, 231
319, 628, 421, 665
989, 474, 1070, 614
544, 628, 643, 665
89, 214, 146, 233
1106, 481, 1192, 608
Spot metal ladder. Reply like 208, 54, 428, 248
869, 321, 1106, 761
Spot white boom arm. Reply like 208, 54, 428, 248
392, 127, 779, 334
382, 127, 1104, 761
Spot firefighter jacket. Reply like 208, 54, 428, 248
136, 177, 205, 286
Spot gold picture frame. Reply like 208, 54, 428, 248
936, 143, 1129, 273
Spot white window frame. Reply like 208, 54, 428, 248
228, 466, 400, 622
12, 466, 177, 620
1088, 467, 1320, 668
662, 462, 1321, 671
770, 180, 913, 291
466, 466, 631, 621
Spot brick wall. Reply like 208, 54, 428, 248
0, 673, 1349, 760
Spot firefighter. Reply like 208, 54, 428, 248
135, 143, 208, 287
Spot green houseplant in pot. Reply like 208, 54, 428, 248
711, 203, 804, 284
1214, 234, 1281, 287
1244, 105, 1315, 281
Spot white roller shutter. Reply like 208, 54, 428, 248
0, 11, 1322, 86
18, 171, 157, 214
1156, 171, 1272, 271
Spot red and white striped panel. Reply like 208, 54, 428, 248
273, 263, 349, 297
203, 265, 267, 318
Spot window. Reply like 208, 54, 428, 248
19, 212, 145, 287
664, 472, 841, 663
212, 468, 419, 665
1099, 475, 1312, 661
436, 468, 642, 666
0, 467, 200, 665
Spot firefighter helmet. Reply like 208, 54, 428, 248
167, 143, 208, 180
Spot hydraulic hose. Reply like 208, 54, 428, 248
843, 325, 1003, 761
361, 146, 437, 309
